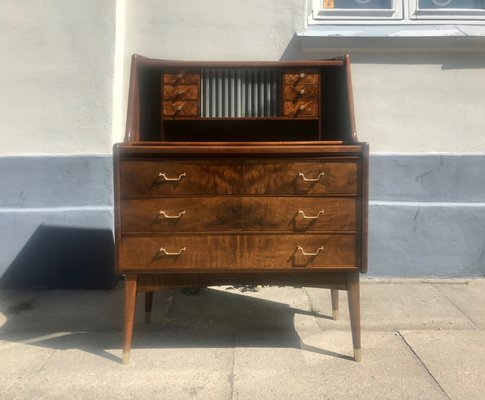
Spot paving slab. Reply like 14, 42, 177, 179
433, 280, 485, 329
162, 286, 318, 334
401, 330, 485, 400
306, 283, 477, 331
1, 331, 234, 400
0, 288, 174, 333
233, 330, 447, 400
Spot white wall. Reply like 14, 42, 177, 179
1, 1, 485, 154
0, 1, 116, 155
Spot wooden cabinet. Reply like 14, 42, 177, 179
114, 55, 368, 364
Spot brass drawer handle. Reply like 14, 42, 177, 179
297, 245, 324, 256
158, 172, 186, 181
159, 210, 186, 219
159, 246, 186, 256
298, 209, 324, 219
298, 172, 325, 182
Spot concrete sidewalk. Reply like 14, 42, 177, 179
1, 279, 484, 400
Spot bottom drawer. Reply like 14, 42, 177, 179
119, 234, 357, 271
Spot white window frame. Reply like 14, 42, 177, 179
409, 0, 485, 20
310, 0, 485, 23
312, 0, 404, 21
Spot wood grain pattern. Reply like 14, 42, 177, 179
163, 84, 199, 100
163, 72, 200, 85
282, 101, 318, 117
119, 233, 357, 271
121, 196, 357, 233
282, 71, 319, 85
119, 158, 358, 196
282, 84, 319, 102
162, 101, 199, 117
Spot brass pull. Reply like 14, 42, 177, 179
177, 90, 184, 95
159, 246, 186, 256
176, 105, 183, 111
177, 73, 183, 79
299, 104, 306, 111
299, 73, 305, 79
158, 172, 186, 181
159, 210, 186, 219
297, 245, 324, 256
298, 172, 325, 182
298, 209, 324, 219
300, 89, 305, 95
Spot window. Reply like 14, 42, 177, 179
311, 0, 485, 22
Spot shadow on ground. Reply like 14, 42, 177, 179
0, 286, 351, 364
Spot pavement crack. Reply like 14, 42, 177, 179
433, 285, 481, 330
228, 334, 236, 400
397, 331, 451, 400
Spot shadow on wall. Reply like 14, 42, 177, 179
0, 225, 118, 290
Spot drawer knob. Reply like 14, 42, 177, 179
159, 246, 186, 256
299, 73, 305, 79
177, 73, 183, 79
298, 209, 324, 220
297, 245, 324, 257
177, 90, 184, 95
298, 172, 325, 182
158, 172, 186, 181
159, 210, 186, 219
300, 89, 305, 95
176, 105, 183, 111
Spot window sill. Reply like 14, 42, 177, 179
298, 24, 485, 38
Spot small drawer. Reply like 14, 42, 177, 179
163, 101, 199, 118
163, 84, 199, 100
283, 84, 319, 102
163, 72, 200, 85
119, 234, 357, 271
282, 101, 318, 117
282, 71, 319, 85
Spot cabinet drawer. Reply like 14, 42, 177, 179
163, 72, 200, 85
163, 101, 199, 118
282, 84, 319, 101
282, 71, 319, 85
119, 159, 358, 196
282, 101, 318, 117
119, 234, 357, 271
163, 84, 199, 100
121, 197, 357, 233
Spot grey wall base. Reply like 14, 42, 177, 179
0, 154, 483, 288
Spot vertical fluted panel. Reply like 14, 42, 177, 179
200, 68, 278, 118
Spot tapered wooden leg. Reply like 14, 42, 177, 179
145, 291, 153, 324
331, 289, 339, 320
347, 272, 361, 362
122, 274, 137, 364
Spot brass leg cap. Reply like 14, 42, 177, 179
332, 310, 339, 321
145, 311, 152, 324
354, 348, 362, 362
122, 350, 131, 365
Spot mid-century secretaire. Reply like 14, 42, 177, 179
113, 54, 368, 364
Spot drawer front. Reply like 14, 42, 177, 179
119, 234, 357, 271
163, 85, 199, 100
282, 101, 318, 117
282, 71, 319, 85
119, 159, 358, 196
121, 197, 357, 233
283, 84, 319, 102
163, 72, 200, 85
163, 101, 199, 117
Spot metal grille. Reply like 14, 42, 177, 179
201, 69, 280, 118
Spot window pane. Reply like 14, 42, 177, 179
328, 0, 393, 9
418, 0, 485, 9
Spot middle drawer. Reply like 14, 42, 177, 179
121, 197, 357, 233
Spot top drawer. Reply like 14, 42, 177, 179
119, 158, 358, 196
163, 71, 200, 85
